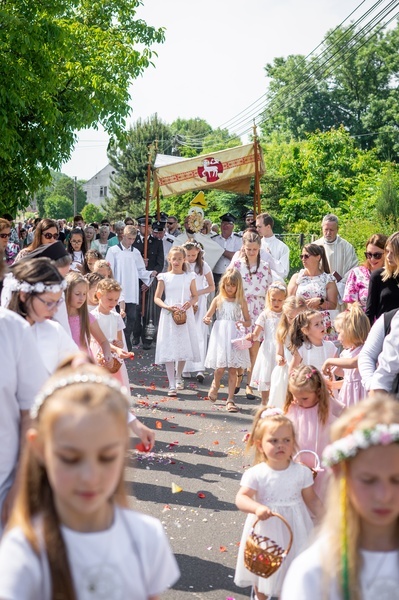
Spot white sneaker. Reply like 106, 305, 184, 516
176, 379, 184, 390
168, 388, 177, 397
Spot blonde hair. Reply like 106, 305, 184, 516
167, 246, 187, 272
265, 282, 287, 311
96, 277, 122, 296
65, 272, 90, 349
276, 296, 307, 346
288, 309, 320, 352
123, 225, 137, 237
93, 259, 113, 278
334, 302, 370, 347
285, 364, 330, 425
320, 395, 399, 600
246, 406, 297, 465
216, 268, 246, 308
382, 231, 399, 281
8, 363, 129, 600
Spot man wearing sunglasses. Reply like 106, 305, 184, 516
314, 214, 358, 305
166, 216, 180, 237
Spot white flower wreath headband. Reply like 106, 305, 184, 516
8, 274, 67, 295
31, 373, 129, 419
322, 423, 399, 467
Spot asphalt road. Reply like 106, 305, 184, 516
124, 345, 259, 600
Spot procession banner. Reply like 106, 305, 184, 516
153, 143, 264, 197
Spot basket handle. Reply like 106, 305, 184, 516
252, 513, 293, 557
293, 449, 322, 471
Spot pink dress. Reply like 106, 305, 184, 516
232, 259, 272, 334
337, 345, 366, 406
68, 313, 96, 356
286, 403, 337, 499
343, 266, 370, 310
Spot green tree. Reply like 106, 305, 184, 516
43, 195, 73, 219
0, 0, 165, 214
375, 167, 399, 228
53, 175, 87, 214
260, 23, 399, 160
106, 115, 174, 217
82, 203, 105, 224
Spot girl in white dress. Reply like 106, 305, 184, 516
235, 407, 322, 600
7, 258, 78, 376
247, 282, 287, 404
203, 268, 251, 413
91, 278, 133, 389
0, 362, 180, 599
282, 395, 399, 600
154, 246, 199, 397
181, 241, 215, 383
289, 310, 338, 373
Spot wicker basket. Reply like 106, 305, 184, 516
172, 309, 187, 325
293, 449, 322, 480
97, 351, 123, 374
244, 513, 293, 579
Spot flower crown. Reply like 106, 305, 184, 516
8, 275, 67, 295
261, 407, 283, 419
269, 282, 287, 293
31, 373, 129, 419
322, 423, 399, 467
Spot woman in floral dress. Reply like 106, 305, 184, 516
231, 231, 272, 398
287, 243, 338, 342
343, 233, 387, 310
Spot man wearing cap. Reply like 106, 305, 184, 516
152, 221, 175, 272
211, 213, 242, 289
133, 217, 164, 349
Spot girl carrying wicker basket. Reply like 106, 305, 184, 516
281, 394, 399, 600
234, 407, 322, 600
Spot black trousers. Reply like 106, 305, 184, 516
123, 303, 140, 350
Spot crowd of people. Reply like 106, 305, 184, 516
0, 208, 398, 599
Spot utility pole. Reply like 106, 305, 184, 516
73, 176, 77, 215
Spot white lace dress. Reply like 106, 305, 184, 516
184, 261, 212, 373
155, 272, 200, 364
234, 461, 314, 597
250, 309, 282, 391
204, 300, 251, 369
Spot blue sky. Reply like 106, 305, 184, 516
62, 0, 368, 180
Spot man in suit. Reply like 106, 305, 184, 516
133, 216, 164, 349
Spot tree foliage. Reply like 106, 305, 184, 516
260, 22, 399, 160
36, 173, 86, 217
82, 203, 105, 224
0, 0, 165, 213
43, 195, 73, 220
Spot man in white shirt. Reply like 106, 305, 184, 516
106, 226, 153, 351
255, 212, 290, 280
211, 213, 242, 288
314, 213, 358, 303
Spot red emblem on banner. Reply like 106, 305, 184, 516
197, 157, 223, 183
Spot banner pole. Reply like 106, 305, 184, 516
142, 143, 154, 317
252, 121, 261, 216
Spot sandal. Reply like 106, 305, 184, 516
208, 381, 219, 402
234, 372, 244, 394
226, 400, 239, 413
246, 385, 256, 400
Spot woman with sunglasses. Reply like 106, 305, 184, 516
366, 231, 399, 324
287, 243, 338, 341
67, 227, 88, 273
7, 257, 78, 375
0, 218, 19, 266
14, 219, 59, 262
343, 234, 387, 311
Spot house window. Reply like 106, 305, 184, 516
99, 186, 108, 197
